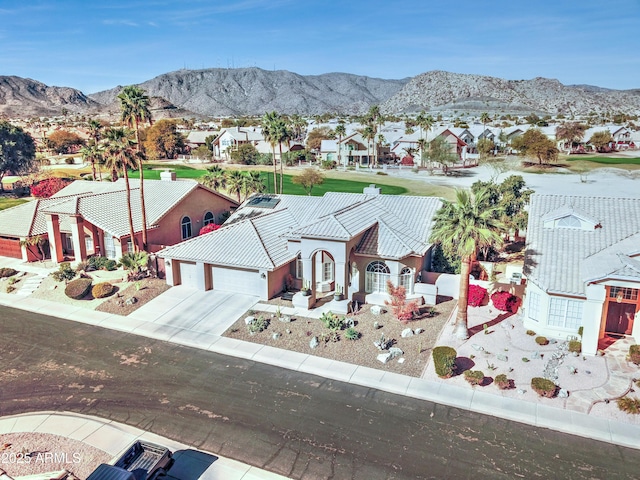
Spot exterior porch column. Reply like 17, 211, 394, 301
114, 238, 124, 259
70, 215, 87, 262
583, 284, 606, 355
45, 213, 63, 264
302, 257, 316, 302
335, 261, 348, 299
19, 237, 29, 262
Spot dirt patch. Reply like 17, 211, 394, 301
224, 297, 456, 378
30, 274, 128, 309
0, 432, 111, 479
96, 277, 170, 316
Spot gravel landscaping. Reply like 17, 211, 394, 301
224, 296, 456, 378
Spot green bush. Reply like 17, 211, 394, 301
321, 160, 336, 170
535, 336, 549, 345
568, 340, 582, 353
531, 377, 557, 398
617, 397, 640, 414
88, 256, 118, 271
51, 262, 76, 282
64, 278, 92, 300
248, 316, 269, 334
629, 344, 640, 365
463, 370, 484, 386
494, 373, 511, 390
320, 311, 345, 331
345, 327, 360, 340
432, 346, 457, 378
92, 282, 115, 299
0, 268, 17, 278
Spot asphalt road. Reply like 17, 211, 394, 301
1, 306, 639, 479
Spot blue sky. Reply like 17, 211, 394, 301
1, 0, 638, 93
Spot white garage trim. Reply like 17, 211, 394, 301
212, 266, 265, 298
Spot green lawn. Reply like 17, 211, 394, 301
565, 156, 640, 165
0, 197, 28, 211
131, 165, 408, 196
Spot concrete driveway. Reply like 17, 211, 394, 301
127, 286, 259, 337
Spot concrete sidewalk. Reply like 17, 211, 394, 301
1, 284, 640, 454
0, 412, 288, 480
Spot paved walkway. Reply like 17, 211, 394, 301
1, 261, 640, 457
0, 412, 287, 480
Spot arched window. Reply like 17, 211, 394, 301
203, 211, 215, 226
181, 216, 192, 240
557, 215, 581, 228
399, 266, 413, 292
365, 261, 391, 293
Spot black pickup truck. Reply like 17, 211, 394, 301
87, 441, 173, 480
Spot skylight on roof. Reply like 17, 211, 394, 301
246, 195, 281, 209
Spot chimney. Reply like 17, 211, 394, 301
363, 184, 381, 195
160, 170, 176, 181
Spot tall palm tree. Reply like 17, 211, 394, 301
277, 120, 292, 194
480, 112, 491, 128
262, 111, 280, 194
362, 125, 375, 167
367, 105, 382, 167
79, 141, 103, 181
202, 165, 227, 191
118, 85, 152, 250
417, 138, 428, 167
104, 127, 139, 253
429, 188, 505, 339
242, 171, 266, 199
335, 122, 346, 167
226, 169, 245, 202
289, 114, 306, 142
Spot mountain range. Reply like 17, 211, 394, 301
1, 68, 639, 119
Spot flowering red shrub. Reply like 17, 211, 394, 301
468, 284, 488, 307
30, 177, 71, 198
385, 280, 420, 323
199, 223, 222, 235
490, 291, 521, 313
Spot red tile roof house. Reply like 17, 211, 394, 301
158, 185, 442, 313
0, 172, 238, 264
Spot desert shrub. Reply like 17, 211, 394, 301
320, 311, 345, 331
535, 336, 549, 346
531, 377, 557, 398
92, 282, 115, 299
321, 159, 336, 170
463, 370, 484, 386
64, 278, 92, 300
75, 260, 90, 272
468, 284, 488, 307
51, 262, 76, 282
248, 316, 269, 334
6, 285, 16, 293
345, 327, 360, 340
432, 346, 457, 378
490, 291, 521, 313
568, 340, 582, 353
494, 373, 511, 390
319, 331, 340, 343
526, 329, 536, 336
385, 280, 420, 323
0, 267, 17, 278
64, 157, 75, 165
617, 397, 640, 414
629, 344, 640, 365
88, 256, 118, 271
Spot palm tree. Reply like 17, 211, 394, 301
118, 85, 152, 250
226, 169, 245, 202
362, 125, 375, 167
429, 188, 505, 339
367, 105, 382, 167
335, 122, 346, 167
103, 127, 139, 253
79, 141, 103, 181
480, 112, 491, 128
417, 138, 428, 167
276, 120, 292, 194
262, 111, 280, 194
202, 165, 227, 191
289, 114, 306, 142
87, 119, 103, 145
242, 171, 266, 198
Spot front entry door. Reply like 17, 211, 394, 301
605, 302, 636, 335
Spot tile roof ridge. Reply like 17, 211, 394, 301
247, 217, 276, 269
376, 217, 414, 253
26, 199, 42, 236
588, 230, 640, 258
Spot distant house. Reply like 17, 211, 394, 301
0, 175, 238, 264
186, 131, 218, 149
211, 126, 265, 159
159, 188, 442, 307
522, 194, 640, 355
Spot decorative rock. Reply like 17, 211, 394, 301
398, 358, 405, 364
124, 296, 137, 305
414, 328, 424, 334
471, 344, 484, 351
279, 315, 291, 323
517, 389, 526, 395
377, 353, 392, 364
272, 333, 281, 340
549, 339, 558, 344
389, 347, 403, 358
497, 354, 508, 362
373, 321, 380, 329
371, 305, 382, 315
585, 370, 591, 375
285, 329, 291, 334
309, 337, 319, 349
345, 317, 355, 328
501, 321, 514, 330
244, 316, 255, 325
558, 389, 569, 398
532, 351, 541, 359
401, 328, 414, 338
568, 366, 577, 374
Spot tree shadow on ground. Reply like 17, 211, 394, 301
468, 311, 514, 337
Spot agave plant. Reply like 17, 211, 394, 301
120, 251, 149, 280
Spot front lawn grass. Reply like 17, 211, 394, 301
0, 197, 28, 211
565, 156, 640, 165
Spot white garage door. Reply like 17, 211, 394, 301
212, 266, 263, 297
179, 261, 199, 288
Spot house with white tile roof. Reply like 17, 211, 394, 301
523, 194, 640, 355
159, 187, 442, 308
0, 175, 238, 264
